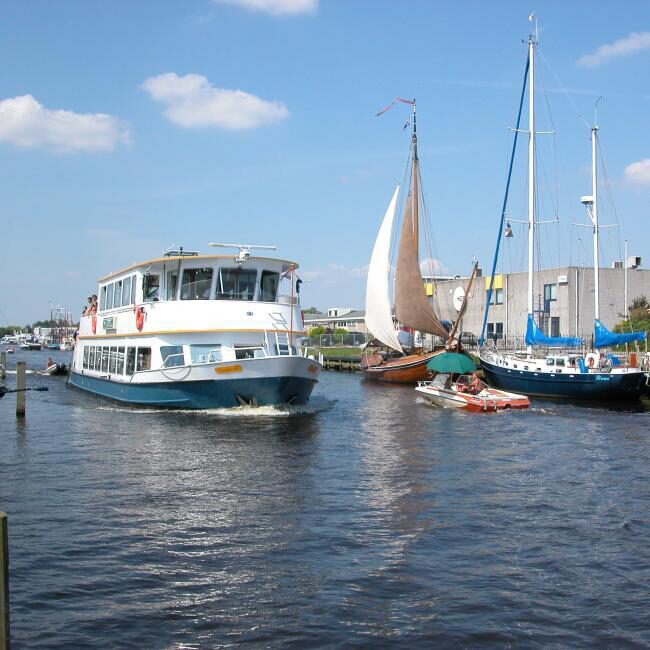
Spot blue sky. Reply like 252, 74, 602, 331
1, 0, 649, 324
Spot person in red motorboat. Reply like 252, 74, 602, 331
457, 372, 483, 395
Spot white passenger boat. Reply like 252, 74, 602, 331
70, 244, 323, 408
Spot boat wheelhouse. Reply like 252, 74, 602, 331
69, 245, 322, 409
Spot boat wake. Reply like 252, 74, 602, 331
94, 398, 335, 417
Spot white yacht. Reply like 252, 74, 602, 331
69, 244, 323, 408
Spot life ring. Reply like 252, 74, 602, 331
585, 352, 598, 369
91, 315, 97, 334
135, 307, 145, 331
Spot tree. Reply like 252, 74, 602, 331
309, 326, 326, 337
302, 307, 321, 314
334, 327, 348, 345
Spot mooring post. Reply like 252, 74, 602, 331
15, 363, 26, 418
0, 512, 9, 650
0, 352, 6, 380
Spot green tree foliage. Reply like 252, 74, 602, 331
309, 326, 326, 337
333, 327, 348, 344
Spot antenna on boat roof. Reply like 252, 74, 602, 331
209, 242, 277, 265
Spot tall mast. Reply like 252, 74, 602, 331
411, 100, 419, 258
591, 126, 600, 321
526, 34, 536, 355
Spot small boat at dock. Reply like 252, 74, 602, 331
416, 373, 530, 412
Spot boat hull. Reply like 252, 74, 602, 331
362, 351, 442, 384
69, 354, 321, 409
480, 357, 648, 400
69, 370, 316, 409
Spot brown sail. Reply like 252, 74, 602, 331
394, 193, 449, 338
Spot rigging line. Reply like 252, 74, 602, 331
480, 53, 530, 345
538, 49, 591, 132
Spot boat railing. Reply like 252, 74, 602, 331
162, 352, 187, 368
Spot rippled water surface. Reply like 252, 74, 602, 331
2, 350, 650, 648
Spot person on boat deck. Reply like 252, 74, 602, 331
88, 295, 98, 314
458, 372, 482, 395
47, 357, 55, 369
82, 296, 92, 315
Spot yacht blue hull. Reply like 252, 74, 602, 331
68, 371, 316, 409
480, 358, 648, 400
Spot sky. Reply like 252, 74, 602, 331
1, 0, 649, 325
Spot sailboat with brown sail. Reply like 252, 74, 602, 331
361, 98, 458, 384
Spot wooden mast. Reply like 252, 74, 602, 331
411, 100, 419, 257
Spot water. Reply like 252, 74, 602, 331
2, 349, 650, 648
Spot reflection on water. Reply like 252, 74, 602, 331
1, 349, 649, 647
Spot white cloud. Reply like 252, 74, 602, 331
141, 73, 289, 130
420, 257, 447, 276
577, 31, 650, 67
624, 158, 650, 185
0, 95, 130, 152
301, 263, 368, 285
212, 0, 317, 16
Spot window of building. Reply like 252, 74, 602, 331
161, 345, 185, 367
136, 347, 152, 371
486, 288, 504, 305
180, 268, 213, 300
551, 316, 560, 338
544, 283, 557, 303
126, 347, 136, 375
166, 270, 179, 301
189, 344, 222, 364
260, 271, 279, 302
495, 322, 503, 338
143, 274, 160, 302
217, 268, 257, 300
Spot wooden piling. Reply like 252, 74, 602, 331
0, 512, 8, 650
0, 352, 6, 380
15, 363, 25, 418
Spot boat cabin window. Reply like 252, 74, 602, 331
180, 268, 213, 300
546, 357, 555, 366
101, 347, 110, 372
100, 285, 107, 311
109, 346, 118, 374
106, 283, 115, 310
122, 277, 132, 306
166, 270, 179, 300
189, 344, 222, 364
260, 271, 279, 302
555, 358, 565, 368
137, 347, 152, 371
126, 348, 136, 375
116, 347, 125, 374
217, 268, 257, 301
143, 274, 160, 302
93, 348, 101, 371
161, 345, 185, 368
234, 343, 264, 359
114, 281, 123, 308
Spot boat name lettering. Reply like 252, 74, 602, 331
215, 365, 243, 375
595, 375, 611, 382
